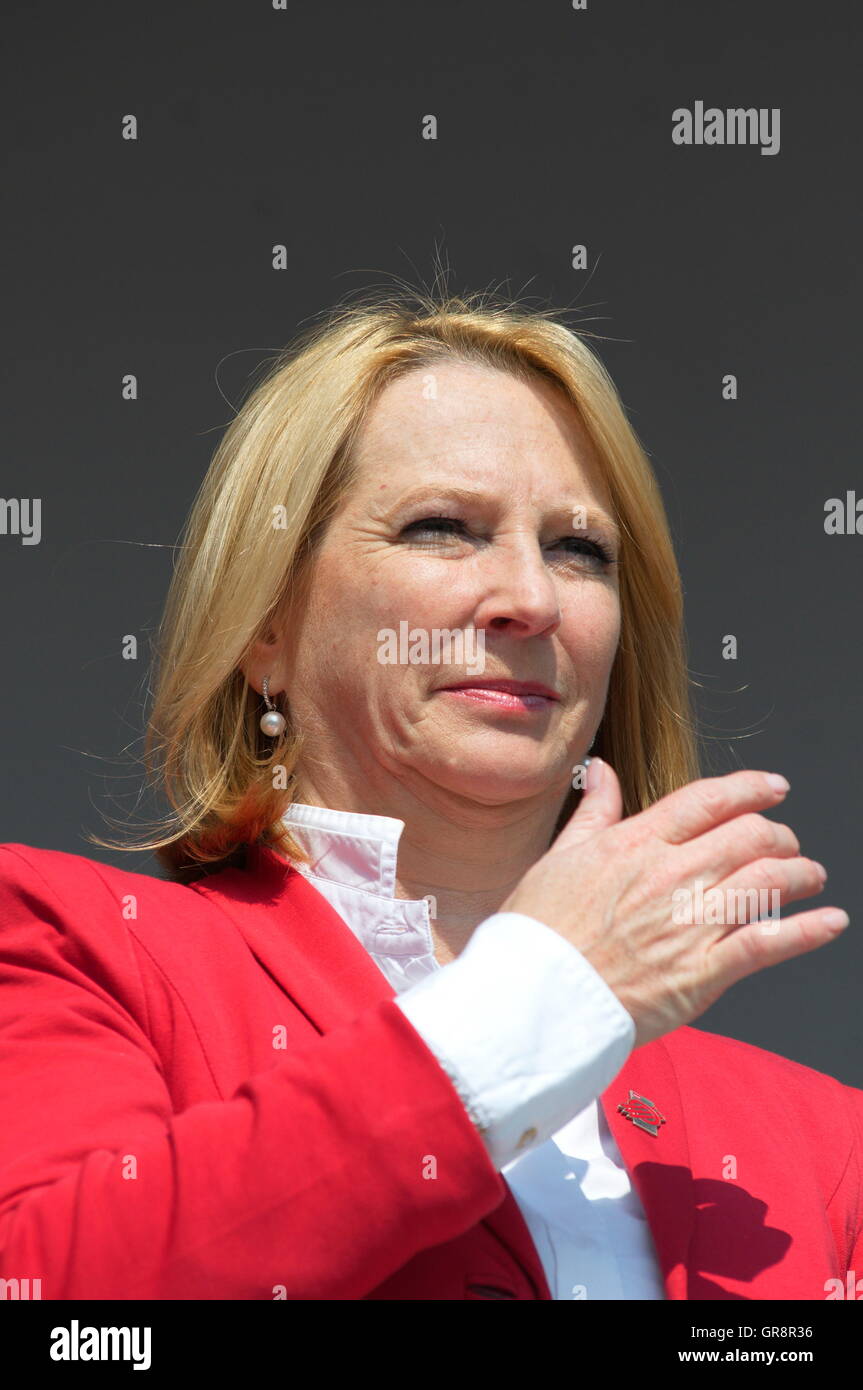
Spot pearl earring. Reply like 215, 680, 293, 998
259, 674, 287, 738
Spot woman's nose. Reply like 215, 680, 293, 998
471, 541, 562, 639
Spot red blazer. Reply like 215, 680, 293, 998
0, 840, 860, 1301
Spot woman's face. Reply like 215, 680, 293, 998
277, 359, 621, 815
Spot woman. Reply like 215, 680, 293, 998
0, 289, 858, 1301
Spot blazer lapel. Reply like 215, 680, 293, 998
195, 846, 694, 1301
477, 1041, 698, 1302
600, 1042, 695, 1299
192, 845, 397, 1029
192, 847, 555, 1294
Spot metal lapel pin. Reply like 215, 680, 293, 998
617, 1089, 666, 1136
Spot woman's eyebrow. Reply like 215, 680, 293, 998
388, 485, 489, 512
387, 486, 621, 544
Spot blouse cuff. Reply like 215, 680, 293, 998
393, 910, 635, 1171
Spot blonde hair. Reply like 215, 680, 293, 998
89, 284, 701, 881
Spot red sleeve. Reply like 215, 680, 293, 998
0, 846, 505, 1299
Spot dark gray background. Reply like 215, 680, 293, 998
2, 0, 860, 1083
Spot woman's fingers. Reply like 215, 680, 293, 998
669, 815, 801, 899
507, 760, 847, 1051
711, 905, 850, 990
675, 855, 826, 933
630, 769, 791, 850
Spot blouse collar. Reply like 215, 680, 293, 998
279, 802, 437, 981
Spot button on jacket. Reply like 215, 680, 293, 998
0, 828, 860, 1300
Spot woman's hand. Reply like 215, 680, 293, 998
500, 761, 850, 1049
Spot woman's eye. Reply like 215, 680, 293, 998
399, 518, 616, 568
552, 536, 616, 568
401, 515, 465, 541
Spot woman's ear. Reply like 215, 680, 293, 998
240, 626, 287, 698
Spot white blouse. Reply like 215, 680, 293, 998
281, 802, 666, 1300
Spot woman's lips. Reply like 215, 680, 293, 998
437, 680, 560, 712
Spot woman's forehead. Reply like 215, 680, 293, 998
348, 362, 610, 501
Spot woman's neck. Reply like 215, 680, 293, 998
293, 771, 567, 965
